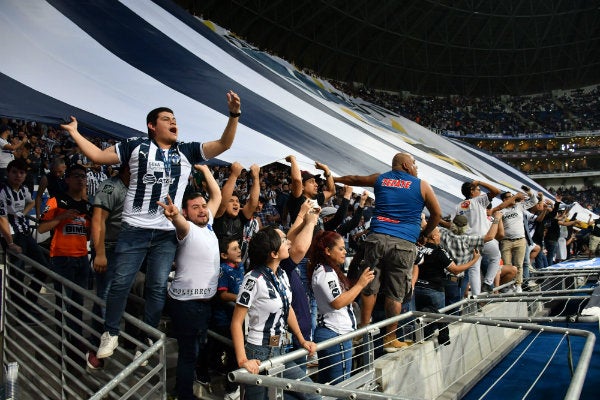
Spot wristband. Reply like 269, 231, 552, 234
229, 111, 241, 118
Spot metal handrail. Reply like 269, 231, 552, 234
2, 247, 167, 399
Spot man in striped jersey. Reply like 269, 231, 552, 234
61, 90, 241, 360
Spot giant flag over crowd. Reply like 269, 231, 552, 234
0, 0, 551, 213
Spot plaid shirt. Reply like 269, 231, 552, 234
439, 227, 484, 266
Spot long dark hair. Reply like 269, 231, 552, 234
247, 226, 282, 272
307, 230, 349, 290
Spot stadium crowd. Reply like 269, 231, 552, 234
332, 82, 600, 135
1, 94, 599, 399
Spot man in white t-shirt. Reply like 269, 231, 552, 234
0, 125, 27, 184
454, 179, 501, 295
157, 164, 221, 400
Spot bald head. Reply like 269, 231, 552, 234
392, 153, 418, 177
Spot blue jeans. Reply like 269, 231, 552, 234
535, 247, 549, 269
313, 326, 352, 385
443, 277, 461, 308
243, 342, 320, 400
414, 286, 450, 345
297, 258, 317, 339
92, 245, 117, 345
545, 240, 558, 266
51, 256, 90, 340
104, 223, 177, 335
167, 297, 211, 400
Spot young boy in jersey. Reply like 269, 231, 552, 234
210, 237, 244, 398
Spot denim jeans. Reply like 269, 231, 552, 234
51, 256, 90, 341
535, 248, 549, 269
243, 342, 320, 400
167, 297, 211, 400
469, 240, 501, 295
442, 277, 461, 308
313, 326, 352, 385
91, 245, 117, 345
545, 240, 558, 266
297, 258, 317, 339
414, 286, 449, 344
104, 223, 177, 335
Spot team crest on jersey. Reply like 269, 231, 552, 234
170, 153, 181, 165
239, 291, 250, 306
101, 184, 114, 194
244, 279, 256, 291
328, 280, 340, 297
460, 200, 471, 209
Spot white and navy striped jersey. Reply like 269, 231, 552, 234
0, 185, 32, 235
116, 137, 205, 230
236, 268, 292, 346
312, 264, 357, 335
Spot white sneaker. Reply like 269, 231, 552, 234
134, 338, 153, 367
224, 387, 240, 400
97, 332, 119, 359
515, 284, 523, 293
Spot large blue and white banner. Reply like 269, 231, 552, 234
0, 0, 551, 213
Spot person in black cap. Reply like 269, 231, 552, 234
284, 154, 335, 224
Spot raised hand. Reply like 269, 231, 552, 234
226, 90, 241, 113
156, 195, 180, 221
60, 116, 78, 136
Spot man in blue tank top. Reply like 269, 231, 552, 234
334, 152, 442, 352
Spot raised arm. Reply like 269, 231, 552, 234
483, 210, 502, 242
156, 195, 190, 240
475, 179, 501, 201
288, 205, 319, 264
286, 155, 303, 198
334, 173, 379, 187
201, 91, 241, 159
60, 117, 120, 165
315, 161, 335, 202
216, 162, 243, 217
195, 164, 221, 217
242, 164, 261, 219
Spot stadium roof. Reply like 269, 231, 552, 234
176, 0, 600, 96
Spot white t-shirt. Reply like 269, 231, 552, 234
501, 204, 526, 239
0, 138, 14, 168
454, 192, 491, 235
312, 264, 357, 335
168, 212, 219, 300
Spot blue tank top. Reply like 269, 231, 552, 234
370, 169, 424, 243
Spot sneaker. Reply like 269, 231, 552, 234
134, 338, 153, 367
224, 386, 240, 400
481, 283, 494, 293
86, 350, 105, 370
383, 335, 409, 353
194, 375, 213, 394
306, 353, 319, 368
97, 332, 119, 359
515, 284, 523, 293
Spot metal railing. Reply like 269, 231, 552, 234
2, 248, 167, 400
228, 271, 598, 400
